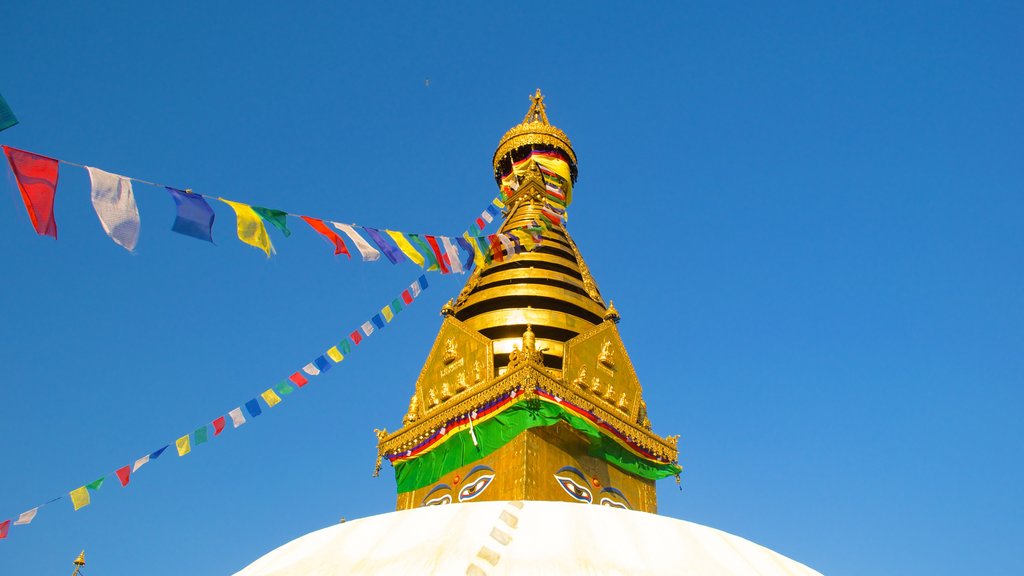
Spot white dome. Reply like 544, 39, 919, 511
235, 501, 821, 576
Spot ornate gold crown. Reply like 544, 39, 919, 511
493, 89, 577, 182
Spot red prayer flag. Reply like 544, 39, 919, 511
425, 236, 451, 274
115, 466, 131, 487
212, 416, 227, 435
301, 216, 351, 258
3, 146, 59, 238
350, 330, 363, 345
488, 235, 504, 263
0, 520, 9, 539
401, 290, 414, 305
475, 217, 486, 230
288, 372, 308, 387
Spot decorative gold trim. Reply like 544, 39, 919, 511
564, 233, 604, 304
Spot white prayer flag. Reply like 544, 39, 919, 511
410, 280, 422, 298
229, 407, 246, 428
14, 507, 38, 525
132, 455, 150, 472
302, 363, 320, 376
361, 321, 374, 337
331, 222, 381, 261
441, 236, 463, 274
86, 167, 141, 251
480, 210, 493, 224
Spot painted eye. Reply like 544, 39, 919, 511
458, 474, 495, 501
421, 484, 453, 506
554, 474, 593, 503
598, 487, 632, 510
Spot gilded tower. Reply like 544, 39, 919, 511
376, 91, 680, 513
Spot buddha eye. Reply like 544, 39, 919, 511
552, 467, 593, 502
458, 473, 495, 502
598, 487, 632, 510
421, 484, 453, 506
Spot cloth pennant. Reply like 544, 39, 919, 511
338, 338, 352, 355
0, 91, 17, 132
301, 216, 350, 257
166, 187, 215, 243
455, 236, 476, 270
212, 416, 227, 436
487, 235, 504, 262
331, 223, 381, 261
401, 289, 414, 305
115, 466, 131, 487
175, 435, 191, 456
14, 507, 38, 526
302, 363, 320, 376
150, 445, 170, 460
441, 236, 464, 274
371, 314, 386, 330
69, 487, 90, 511
0, 520, 9, 539
462, 232, 485, 269
133, 454, 151, 473
327, 346, 344, 362
385, 231, 426, 267
361, 321, 374, 337
381, 305, 394, 323
424, 236, 451, 274
229, 407, 246, 428
492, 197, 506, 210
289, 372, 308, 387
245, 399, 262, 418
261, 389, 282, 408
86, 477, 105, 491
476, 236, 493, 264
194, 425, 209, 445
86, 167, 141, 251
363, 227, 407, 264
252, 206, 291, 237
350, 330, 364, 345
480, 210, 494, 224
3, 146, 59, 238
498, 233, 516, 258
390, 297, 403, 314
219, 198, 275, 257
274, 381, 295, 395
408, 234, 439, 271
313, 355, 331, 372
417, 275, 428, 291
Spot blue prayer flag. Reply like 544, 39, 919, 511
456, 237, 475, 270
485, 205, 501, 218
150, 445, 169, 459
245, 399, 262, 418
167, 187, 215, 243
417, 275, 428, 291
372, 314, 385, 329
363, 227, 407, 264
314, 355, 331, 372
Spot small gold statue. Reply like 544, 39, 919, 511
598, 339, 615, 368
428, 388, 440, 408
572, 365, 589, 388
455, 372, 467, 392
617, 392, 629, 412
443, 338, 459, 364
473, 359, 482, 383
604, 382, 615, 401
440, 382, 452, 400
590, 375, 602, 393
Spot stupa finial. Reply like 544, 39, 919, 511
523, 89, 550, 124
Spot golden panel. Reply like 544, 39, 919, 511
462, 308, 595, 335
458, 284, 607, 318
563, 321, 646, 425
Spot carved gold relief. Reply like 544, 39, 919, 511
598, 339, 615, 369
572, 365, 588, 388
442, 338, 459, 364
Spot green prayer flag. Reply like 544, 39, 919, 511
390, 298, 403, 314
0, 92, 17, 133
194, 425, 208, 445
86, 477, 105, 491
408, 234, 439, 271
252, 207, 291, 237
274, 381, 295, 395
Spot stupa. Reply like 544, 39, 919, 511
234, 91, 822, 576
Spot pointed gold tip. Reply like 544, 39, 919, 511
74, 550, 86, 566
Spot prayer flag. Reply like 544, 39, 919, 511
468, 222, 480, 236
463, 232, 485, 268
212, 416, 226, 436
301, 216, 350, 257
133, 454, 150, 472
274, 381, 295, 395
486, 204, 502, 219
409, 234, 439, 271
488, 235, 504, 262
475, 236, 493, 264
350, 330, 364, 345
166, 187, 215, 243
261, 389, 282, 407
86, 477, 105, 491
338, 338, 352, 354
381, 305, 394, 323
70, 487, 90, 511
401, 289, 414, 305
3, 146, 59, 238
363, 227, 406, 264
194, 425, 208, 445
456, 236, 476, 270
289, 372, 308, 387
331, 223, 381, 261
372, 314, 385, 329
327, 346, 344, 362
219, 198, 275, 256
252, 207, 291, 237
302, 363, 320, 376
418, 275, 428, 291
14, 508, 38, 526
245, 399, 262, 418
313, 355, 331, 372
498, 234, 516, 258
480, 210, 493, 224
361, 321, 374, 337
390, 297, 403, 314
176, 435, 191, 456
475, 217, 486, 231
441, 236, 464, 274
509, 229, 536, 251
86, 167, 140, 251
115, 466, 131, 487
0, 91, 17, 132
0, 520, 9, 539
409, 280, 421, 298
492, 198, 506, 209
150, 445, 169, 460
424, 235, 451, 273
229, 407, 246, 428
385, 230, 426, 267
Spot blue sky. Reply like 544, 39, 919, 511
1, 2, 1021, 574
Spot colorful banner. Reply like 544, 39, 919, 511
3, 146, 59, 238
0, 92, 17, 133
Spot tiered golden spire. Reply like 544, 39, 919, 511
378, 91, 679, 513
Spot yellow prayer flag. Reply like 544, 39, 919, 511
510, 229, 537, 251
327, 346, 344, 363
385, 230, 426, 267
261, 389, 282, 407
219, 198, 275, 257
463, 232, 485, 268
70, 486, 90, 511
176, 435, 191, 456
381, 305, 394, 323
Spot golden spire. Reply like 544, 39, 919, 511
493, 89, 577, 184
71, 551, 85, 576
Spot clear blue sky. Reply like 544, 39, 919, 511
1, 2, 1021, 575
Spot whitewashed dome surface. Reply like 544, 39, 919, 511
235, 500, 821, 576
